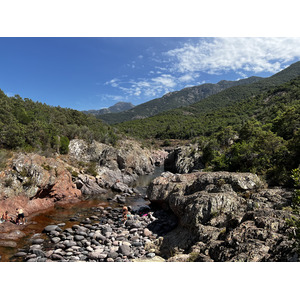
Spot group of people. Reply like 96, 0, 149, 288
0, 208, 25, 225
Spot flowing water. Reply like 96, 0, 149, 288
0, 166, 165, 262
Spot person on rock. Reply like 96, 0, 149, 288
122, 206, 132, 222
16, 208, 25, 225
2, 211, 9, 222
1, 211, 8, 223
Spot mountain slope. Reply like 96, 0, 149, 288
0, 91, 119, 151
83, 101, 135, 116
116, 61, 300, 140
98, 76, 262, 124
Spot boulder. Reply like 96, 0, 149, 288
146, 171, 298, 261
68, 139, 154, 185
164, 144, 204, 174
118, 244, 132, 256
75, 175, 107, 195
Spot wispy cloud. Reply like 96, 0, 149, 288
96, 94, 126, 102
166, 37, 300, 74
104, 37, 300, 101
104, 78, 120, 87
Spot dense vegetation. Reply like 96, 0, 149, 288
117, 73, 300, 186
117, 61, 300, 140
0, 90, 119, 154
98, 76, 263, 124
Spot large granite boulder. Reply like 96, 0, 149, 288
164, 144, 204, 173
0, 153, 82, 217
146, 171, 297, 261
68, 139, 155, 193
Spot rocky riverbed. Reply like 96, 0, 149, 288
11, 204, 178, 262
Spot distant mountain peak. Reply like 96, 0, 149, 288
83, 101, 135, 116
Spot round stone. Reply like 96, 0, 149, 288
146, 252, 156, 258
43, 225, 58, 232
74, 235, 85, 241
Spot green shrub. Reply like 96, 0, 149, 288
59, 136, 70, 154
71, 170, 79, 177
4, 178, 13, 187
0, 149, 12, 170
86, 162, 98, 177
22, 178, 36, 189
188, 252, 200, 262
42, 163, 52, 171
161, 139, 171, 147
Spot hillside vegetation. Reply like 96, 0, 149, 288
117, 67, 300, 185
0, 90, 119, 154
98, 76, 262, 124
83, 101, 135, 116
117, 61, 300, 140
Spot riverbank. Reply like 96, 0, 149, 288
0, 166, 167, 262
11, 203, 177, 262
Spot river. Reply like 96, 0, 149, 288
0, 166, 164, 262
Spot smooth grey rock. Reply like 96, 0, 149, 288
14, 252, 27, 257
32, 249, 45, 257
119, 244, 132, 256
74, 235, 85, 241
32, 238, 44, 244
51, 237, 61, 243
43, 225, 58, 232
146, 252, 156, 258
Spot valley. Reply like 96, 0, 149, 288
1, 62, 300, 262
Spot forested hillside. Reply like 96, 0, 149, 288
0, 90, 119, 153
117, 61, 300, 140
98, 76, 262, 124
118, 75, 300, 185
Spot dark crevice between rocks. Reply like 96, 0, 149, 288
31, 184, 55, 199
146, 208, 178, 237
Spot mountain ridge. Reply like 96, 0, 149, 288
97, 76, 263, 124
83, 101, 135, 116
116, 61, 300, 140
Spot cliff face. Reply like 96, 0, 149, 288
68, 139, 155, 194
0, 138, 156, 215
0, 153, 82, 217
164, 144, 204, 174
147, 171, 298, 262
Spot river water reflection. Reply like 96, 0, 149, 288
0, 166, 165, 262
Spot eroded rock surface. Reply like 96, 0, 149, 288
147, 171, 298, 262
69, 139, 155, 194
0, 153, 82, 218
164, 144, 204, 174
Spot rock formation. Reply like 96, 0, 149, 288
0, 153, 82, 218
164, 144, 204, 173
147, 171, 298, 262
69, 139, 155, 194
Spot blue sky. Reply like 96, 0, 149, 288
1, 37, 300, 111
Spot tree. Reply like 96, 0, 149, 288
59, 136, 70, 154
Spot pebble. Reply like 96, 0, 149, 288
43, 225, 58, 232
146, 253, 156, 258
14, 204, 177, 262
32, 238, 44, 244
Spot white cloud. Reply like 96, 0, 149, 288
96, 94, 125, 101
104, 78, 119, 87
151, 74, 176, 88
166, 37, 300, 74
178, 73, 199, 82
105, 38, 300, 101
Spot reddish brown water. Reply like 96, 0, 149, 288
0, 192, 115, 262
0, 167, 164, 262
